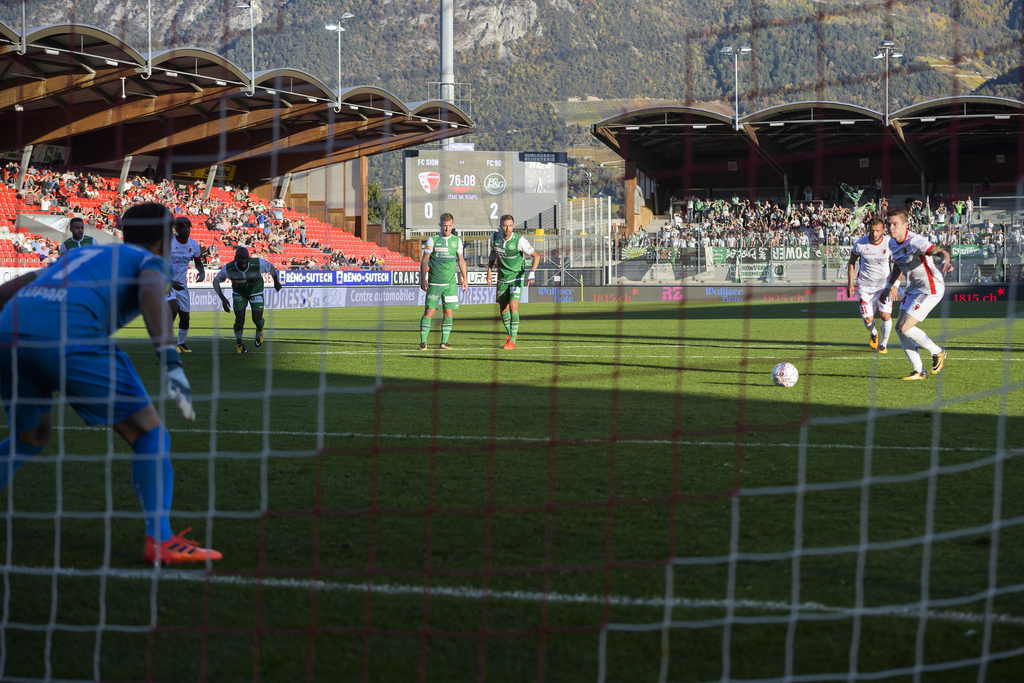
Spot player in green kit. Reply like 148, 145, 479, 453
58, 217, 94, 255
213, 246, 282, 353
419, 213, 468, 350
486, 214, 540, 349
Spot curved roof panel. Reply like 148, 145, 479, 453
0, 19, 18, 46
252, 68, 335, 102
742, 100, 882, 125
891, 95, 1024, 120
149, 47, 249, 86
593, 105, 735, 129
25, 23, 146, 66
407, 99, 474, 126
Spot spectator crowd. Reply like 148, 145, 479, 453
2, 161, 392, 270
628, 194, 1022, 260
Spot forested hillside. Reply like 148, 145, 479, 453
3, 0, 1020, 190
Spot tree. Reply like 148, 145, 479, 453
368, 182, 404, 233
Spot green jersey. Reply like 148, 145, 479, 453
424, 233, 463, 286
216, 258, 273, 297
59, 235, 94, 255
491, 232, 535, 282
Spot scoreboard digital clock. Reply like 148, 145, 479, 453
404, 151, 567, 232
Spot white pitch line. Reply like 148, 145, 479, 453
5, 565, 1022, 627
60, 426, 1006, 453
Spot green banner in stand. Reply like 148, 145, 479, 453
951, 244, 988, 259
710, 245, 815, 264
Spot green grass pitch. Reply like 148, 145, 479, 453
1, 298, 1022, 682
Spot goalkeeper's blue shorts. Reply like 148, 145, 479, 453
0, 343, 151, 434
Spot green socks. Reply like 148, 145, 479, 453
510, 312, 520, 342
441, 318, 453, 344
420, 316, 432, 344
501, 311, 511, 334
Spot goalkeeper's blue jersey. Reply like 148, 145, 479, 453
0, 244, 167, 343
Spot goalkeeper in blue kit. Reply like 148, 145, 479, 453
0, 202, 221, 565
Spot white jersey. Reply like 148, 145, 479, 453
890, 231, 944, 296
169, 237, 201, 286
850, 235, 892, 292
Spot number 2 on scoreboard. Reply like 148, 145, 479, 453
490, 203, 498, 220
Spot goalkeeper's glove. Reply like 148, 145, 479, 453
161, 347, 196, 421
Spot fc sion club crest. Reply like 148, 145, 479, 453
419, 172, 440, 193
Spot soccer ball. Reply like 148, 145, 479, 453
772, 362, 799, 388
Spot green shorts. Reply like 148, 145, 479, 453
496, 278, 524, 305
233, 290, 265, 312
425, 283, 459, 311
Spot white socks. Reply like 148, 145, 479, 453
863, 318, 876, 333
177, 328, 188, 345
902, 325, 941, 355
897, 330, 924, 374
881, 319, 893, 348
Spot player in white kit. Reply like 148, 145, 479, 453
166, 217, 205, 352
879, 209, 953, 380
847, 215, 900, 353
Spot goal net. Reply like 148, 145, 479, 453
0, 0, 1022, 681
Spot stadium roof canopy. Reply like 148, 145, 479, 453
591, 96, 1024, 201
0, 21, 473, 186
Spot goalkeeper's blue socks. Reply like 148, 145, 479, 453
0, 436, 43, 490
131, 425, 174, 543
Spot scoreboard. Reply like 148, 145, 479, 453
403, 150, 567, 232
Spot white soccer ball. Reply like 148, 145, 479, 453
772, 362, 799, 388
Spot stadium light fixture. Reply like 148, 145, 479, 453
920, 117, 936, 122
325, 12, 355, 112
994, 115, 1011, 120
104, 59, 118, 67
721, 45, 751, 130
625, 126, 640, 131
215, 80, 227, 86
165, 70, 177, 78
44, 48, 59, 56
307, 97, 317, 103
769, 122, 785, 127
236, 1, 256, 97
875, 39, 902, 127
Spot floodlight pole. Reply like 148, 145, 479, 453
146, 0, 152, 78
325, 14, 354, 112
721, 46, 751, 131
874, 40, 902, 127
19, 0, 25, 55
234, 2, 256, 95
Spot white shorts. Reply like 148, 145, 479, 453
858, 284, 893, 318
900, 289, 943, 322
165, 285, 190, 312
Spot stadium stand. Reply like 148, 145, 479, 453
0, 164, 419, 272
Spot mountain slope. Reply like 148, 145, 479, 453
2, 0, 1019, 188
